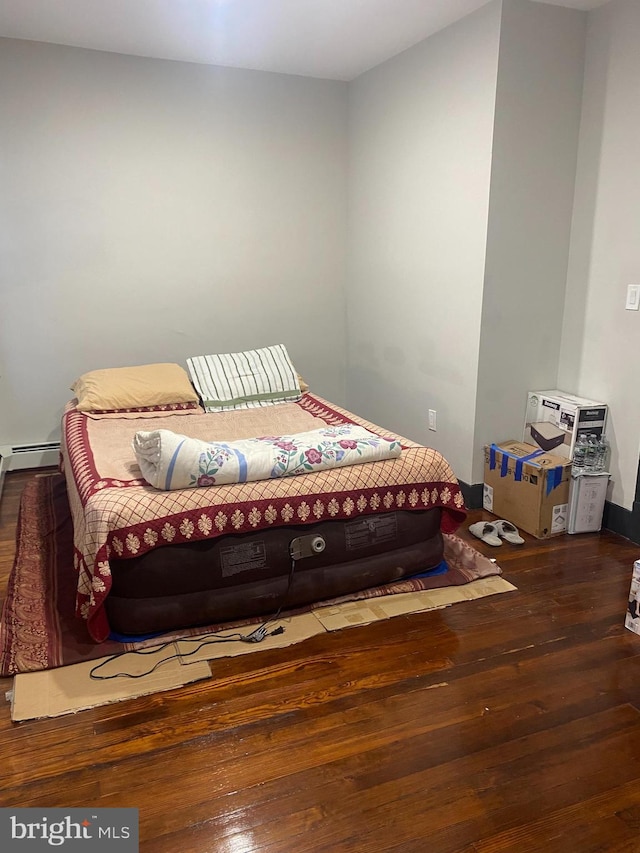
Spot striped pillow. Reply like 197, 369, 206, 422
186, 344, 302, 412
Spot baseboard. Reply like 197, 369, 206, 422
461, 478, 640, 545
459, 481, 483, 510
602, 500, 640, 545
0, 451, 7, 504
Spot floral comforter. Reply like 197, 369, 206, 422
133, 424, 402, 490
61, 393, 466, 642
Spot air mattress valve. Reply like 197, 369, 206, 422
289, 535, 326, 560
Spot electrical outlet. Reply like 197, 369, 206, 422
428, 409, 437, 431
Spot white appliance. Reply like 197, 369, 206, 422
567, 471, 610, 534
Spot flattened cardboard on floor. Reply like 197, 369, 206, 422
8, 577, 519, 720
10, 646, 211, 721
483, 440, 571, 539
313, 576, 517, 631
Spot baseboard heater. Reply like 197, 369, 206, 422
0, 441, 61, 501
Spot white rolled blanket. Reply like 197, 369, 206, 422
133, 424, 402, 490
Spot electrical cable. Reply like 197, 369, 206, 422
89, 555, 299, 681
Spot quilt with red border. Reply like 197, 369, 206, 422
61, 393, 466, 641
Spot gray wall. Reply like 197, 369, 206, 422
559, 0, 640, 509
346, 0, 586, 487
3, 0, 639, 512
0, 38, 349, 445
346, 1, 502, 482
474, 0, 586, 482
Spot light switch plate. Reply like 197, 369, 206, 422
626, 284, 640, 310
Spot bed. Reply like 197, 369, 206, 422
60, 353, 466, 642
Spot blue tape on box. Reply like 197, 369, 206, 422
546, 465, 564, 496
490, 444, 545, 480
490, 444, 560, 487
514, 449, 546, 481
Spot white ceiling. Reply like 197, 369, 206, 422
0, 0, 611, 81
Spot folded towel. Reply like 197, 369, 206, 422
133, 425, 401, 490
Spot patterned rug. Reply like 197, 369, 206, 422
0, 474, 505, 677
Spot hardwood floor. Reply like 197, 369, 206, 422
1, 469, 640, 852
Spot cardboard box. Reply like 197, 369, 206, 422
567, 472, 610, 534
523, 390, 608, 461
483, 440, 571, 539
624, 560, 640, 637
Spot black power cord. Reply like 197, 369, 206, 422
89, 555, 298, 681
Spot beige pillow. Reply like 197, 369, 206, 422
297, 373, 309, 393
72, 363, 199, 413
